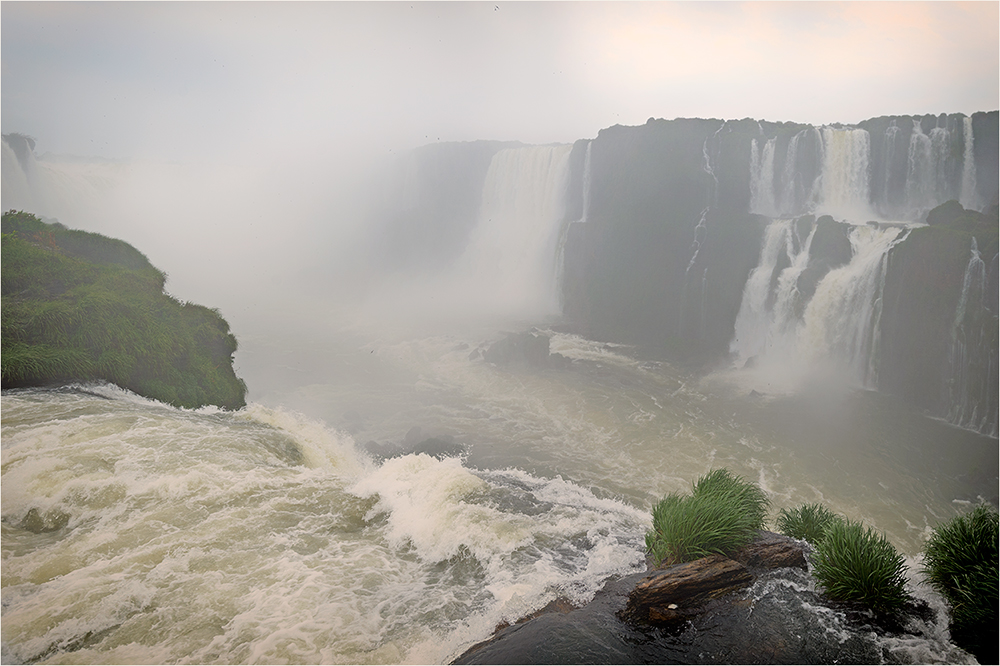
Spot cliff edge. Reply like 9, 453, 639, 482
1, 210, 247, 409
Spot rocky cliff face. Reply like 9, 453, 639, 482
367, 112, 999, 435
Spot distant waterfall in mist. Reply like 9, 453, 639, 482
457, 144, 572, 319
1, 134, 125, 226
945, 240, 999, 436
818, 128, 872, 221
905, 120, 947, 214
959, 116, 979, 211
2, 139, 34, 209
749, 138, 778, 217
730, 218, 816, 362
579, 140, 593, 224
746, 115, 983, 223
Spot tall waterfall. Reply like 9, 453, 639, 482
730, 218, 817, 363
818, 128, 872, 221
749, 137, 778, 217
878, 121, 903, 216
455, 144, 572, 319
959, 116, 979, 211
799, 225, 906, 387
905, 120, 937, 213
945, 240, 999, 436
731, 219, 907, 389
578, 140, 593, 224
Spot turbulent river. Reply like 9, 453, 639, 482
2, 317, 996, 664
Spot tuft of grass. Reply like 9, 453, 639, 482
921, 505, 998, 663
645, 468, 769, 566
777, 503, 843, 544
812, 518, 908, 613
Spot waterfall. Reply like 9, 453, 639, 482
456, 144, 573, 319
818, 128, 872, 221
703, 129, 721, 206
929, 125, 952, 203
798, 225, 907, 387
579, 140, 593, 224
685, 207, 710, 278
905, 120, 936, 212
778, 131, 803, 215
878, 121, 902, 217
1, 134, 126, 227
730, 218, 817, 363
945, 239, 998, 436
1, 138, 34, 211
750, 137, 778, 216
959, 116, 979, 211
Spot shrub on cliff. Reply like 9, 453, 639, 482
921, 504, 998, 664
812, 518, 908, 613
776, 503, 843, 544
1, 210, 247, 409
645, 469, 769, 566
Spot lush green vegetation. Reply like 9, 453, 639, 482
776, 503, 843, 544
811, 518, 909, 614
2, 210, 246, 409
921, 504, 998, 664
645, 468, 769, 566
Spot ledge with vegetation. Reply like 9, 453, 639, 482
629, 469, 999, 664
1, 210, 247, 409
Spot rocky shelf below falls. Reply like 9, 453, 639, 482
453, 532, 958, 665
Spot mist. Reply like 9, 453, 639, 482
3, 5, 1000, 662
3, 2, 997, 337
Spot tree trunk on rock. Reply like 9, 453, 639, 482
623, 531, 807, 625
623, 554, 753, 623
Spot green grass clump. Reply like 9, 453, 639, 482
2, 211, 247, 409
812, 518, 908, 613
776, 503, 843, 544
921, 505, 998, 664
645, 468, 769, 566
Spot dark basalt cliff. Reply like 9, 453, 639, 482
1, 210, 247, 409
366, 111, 999, 435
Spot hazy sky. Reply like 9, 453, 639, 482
3, 1, 998, 162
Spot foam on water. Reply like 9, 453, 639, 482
1, 385, 652, 664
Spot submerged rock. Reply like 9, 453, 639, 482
479, 331, 571, 369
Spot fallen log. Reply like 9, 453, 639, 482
623, 531, 807, 625
623, 554, 753, 622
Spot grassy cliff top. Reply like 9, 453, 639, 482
2, 210, 247, 409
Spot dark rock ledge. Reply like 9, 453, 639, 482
622, 530, 807, 625
453, 531, 806, 663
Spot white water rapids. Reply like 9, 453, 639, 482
3, 320, 993, 663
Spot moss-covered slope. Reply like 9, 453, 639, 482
1, 210, 247, 409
